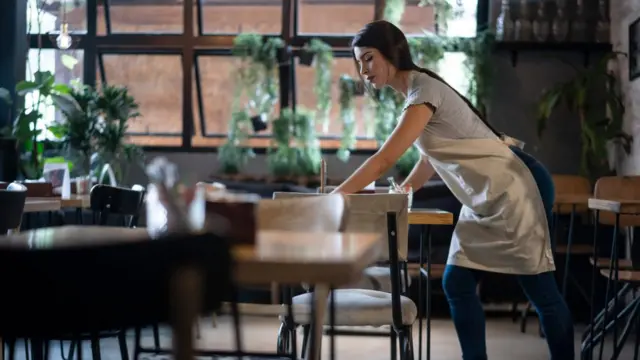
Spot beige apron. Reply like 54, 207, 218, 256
416, 133, 555, 275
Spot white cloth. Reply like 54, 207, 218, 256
416, 134, 555, 275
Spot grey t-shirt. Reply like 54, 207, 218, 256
404, 70, 497, 140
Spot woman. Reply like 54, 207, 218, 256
331, 20, 574, 359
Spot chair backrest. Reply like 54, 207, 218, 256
552, 174, 592, 214
0, 232, 233, 339
594, 176, 640, 227
553, 174, 591, 196
274, 192, 409, 261
259, 193, 348, 232
90, 184, 146, 226
0, 182, 27, 234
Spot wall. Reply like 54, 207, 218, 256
611, 0, 640, 175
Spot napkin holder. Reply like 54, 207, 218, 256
205, 192, 260, 245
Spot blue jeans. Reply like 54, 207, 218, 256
442, 146, 575, 360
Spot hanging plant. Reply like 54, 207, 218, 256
456, 30, 496, 118
384, 0, 406, 26
418, 0, 464, 34
293, 106, 322, 176
268, 108, 295, 178
267, 107, 321, 179
302, 39, 334, 133
408, 30, 446, 69
219, 33, 283, 175
219, 110, 255, 175
337, 75, 357, 162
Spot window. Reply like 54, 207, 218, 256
99, 54, 183, 136
28, 0, 87, 34
192, 55, 281, 146
26, 49, 84, 141
438, 52, 472, 97
445, 0, 477, 38
399, 0, 477, 37
297, 0, 375, 34
295, 57, 375, 138
399, 1, 436, 36
98, 0, 183, 34
198, 0, 282, 34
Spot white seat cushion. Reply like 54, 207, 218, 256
358, 266, 411, 293
280, 289, 417, 327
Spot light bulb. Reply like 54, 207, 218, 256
56, 33, 72, 50
56, 23, 72, 50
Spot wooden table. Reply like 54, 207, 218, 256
408, 208, 454, 360
27, 195, 90, 209
23, 199, 61, 213
0, 225, 382, 360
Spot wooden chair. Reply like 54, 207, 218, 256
219, 194, 348, 316
274, 192, 416, 360
581, 176, 640, 358
588, 176, 640, 269
90, 184, 146, 227
58, 184, 147, 359
260, 193, 348, 305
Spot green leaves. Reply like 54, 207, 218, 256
535, 51, 631, 179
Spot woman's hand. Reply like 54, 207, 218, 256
331, 104, 434, 194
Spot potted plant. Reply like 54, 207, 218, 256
0, 71, 82, 179
536, 52, 631, 180
48, 83, 101, 193
93, 84, 144, 185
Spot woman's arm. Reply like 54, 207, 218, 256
331, 104, 434, 194
400, 154, 436, 191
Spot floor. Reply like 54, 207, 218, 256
7, 316, 638, 360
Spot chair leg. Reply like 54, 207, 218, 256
398, 327, 414, 360
276, 322, 292, 355
300, 325, 311, 356
117, 330, 129, 360
391, 330, 397, 360
152, 325, 160, 351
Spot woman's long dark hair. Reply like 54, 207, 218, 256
351, 20, 501, 137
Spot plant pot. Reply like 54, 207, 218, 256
0, 137, 18, 182
299, 50, 315, 66
354, 80, 366, 96
250, 114, 268, 132
278, 46, 291, 60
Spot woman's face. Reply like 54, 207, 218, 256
353, 46, 393, 90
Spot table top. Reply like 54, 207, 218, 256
23, 199, 61, 213
588, 198, 640, 214
408, 208, 454, 225
27, 195, 90, 209
0, 226, 382, 286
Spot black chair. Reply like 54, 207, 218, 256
90, 184, 146, 227
0, 182, 27, 234
0, 232, 235, 360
